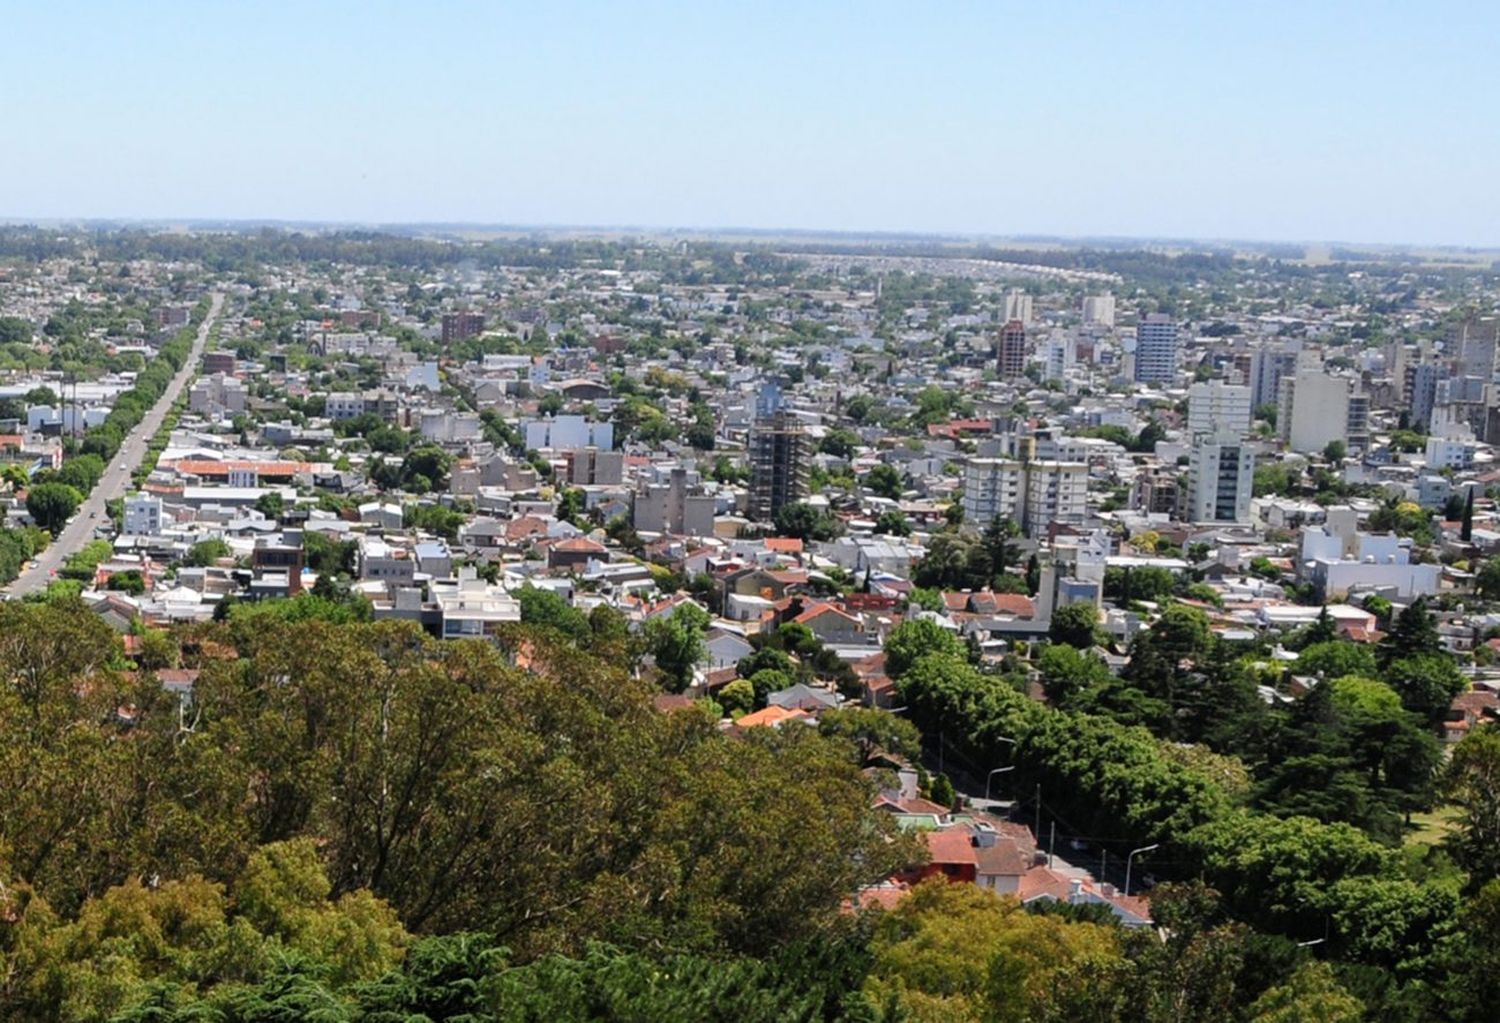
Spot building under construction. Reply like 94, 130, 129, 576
749, 410, 810, 522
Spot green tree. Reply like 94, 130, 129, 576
817, 707, 921, 765
719, 677, 755, 716
1477, 558, 1500, 600
1379, 596, 1442, 665
774, 501, 842, 541
874, 508, 911, 537
1384, 652, 1466, 723
254, 490, 285, 520
884, 618, 965, 679
644, 601, 710, 690
182, 537, 232, 567
747, 668, 794, 706
1048, 602, 1101, 649
1295, 640, 1377, 679
517, 585, 591, 637
865, 463, 904, 500
25, 481, 82, 534
1037, 644, 1113, 706
1445, 726, 1500, 888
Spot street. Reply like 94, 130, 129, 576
4, 291, 223, 596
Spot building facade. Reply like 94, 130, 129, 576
1133, 314, 1178, 384
997, 320, 1027, 378
749, 411, 811, 522
1186, 435, 1253, 523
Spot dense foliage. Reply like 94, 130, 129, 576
0, 604, 917, 1018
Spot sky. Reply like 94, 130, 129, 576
2, 1, 1497, 246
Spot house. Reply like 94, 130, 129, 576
735, 705, 816, 729
547, 536, 606, 573
766, 682, 840, 712
794, 601, 868, 646
1445, 689, 1500, 743
897, 826, 978, 885
704, 628, 754, 670
1016, 866, 1153, 928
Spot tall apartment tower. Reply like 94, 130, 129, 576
1004, 289, 1034, 326
1134, 314, 1178, 384
997, 320, 1028, 378
962, 457, 1087, 537
1186, 382, 1253, 437
749, 410, 811, 522
1082, 294, 1116, 327
442, 311, 486, 343
1186, 434, 1254, 523
1279, 364, 1351, 454
1250, 344, 1301, 410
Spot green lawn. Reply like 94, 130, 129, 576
1406, 806, 1461, 847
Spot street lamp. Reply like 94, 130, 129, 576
986, 766, 1014, 800
1125, 843, 1158, 897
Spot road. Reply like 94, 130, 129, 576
5, 292, 223, 596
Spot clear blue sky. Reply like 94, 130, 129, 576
3, 1, 1496, 245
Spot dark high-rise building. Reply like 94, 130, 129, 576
749, 410, 810, 522
997, 319, 1027, 378
442, 311, 486, 343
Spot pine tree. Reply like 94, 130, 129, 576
1462, 487, 1475, 542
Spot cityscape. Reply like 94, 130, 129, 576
1, 3, 1498, 1021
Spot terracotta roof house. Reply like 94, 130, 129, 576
735, 705, 816, 730
1016, 866, 1152, 927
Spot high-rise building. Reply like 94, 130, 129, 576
635, 466, 717, 537
997, 320, 1027, 378
442, 311, 486, 343
749, 410, 810, 522
1004, 289, 1034, 326
1043, 332, 1075, 383
1186, 435, 1254, 523
1186, 382, 1253, 438
1410, 363, 1442, 432
1455, 318, 1500, 381
1279, 366, 1350, 454
1082, 294, 1116, 327
963, 457, 1087, 537
1134, 314, 1178, 384
1250, 344, 1300, 410
1345, 393, 1371, 453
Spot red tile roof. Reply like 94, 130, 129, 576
925, 828, 979, 867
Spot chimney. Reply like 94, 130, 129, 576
1068, 878, 1084, 905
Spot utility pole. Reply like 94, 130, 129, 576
1034, 783, 1041, 839
1048, 821, 1056, 868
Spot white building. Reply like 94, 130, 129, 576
357, 536, 415, 587
963, 458, 1087, 537
1043, 333, 1075, 383
1186, 382, 1252, 438
521, 415, 614, 452
1004, 289, 1034, 326
1186, 435, 1253, 523
123, 493, 164, 535
1279, 366, 1350, 454
1300, 529, 1440, 600
1082, 294, 1116, 328
432, 570, 521, 638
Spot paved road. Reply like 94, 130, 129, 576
5, 292, 223, 596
